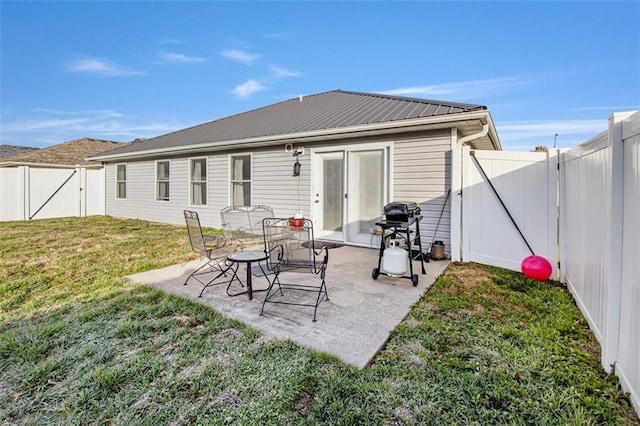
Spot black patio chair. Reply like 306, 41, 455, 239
260, 217, 329, 321
184, 210, 238, 297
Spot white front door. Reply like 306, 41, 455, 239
312, 146, 389, 245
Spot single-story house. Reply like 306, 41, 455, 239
89, 90, 501, 255
0, 144, 39, 159
0, 137, 125, 220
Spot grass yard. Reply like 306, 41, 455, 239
1, 216, 638, 425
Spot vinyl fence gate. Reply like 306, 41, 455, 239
0, 166, 105, 221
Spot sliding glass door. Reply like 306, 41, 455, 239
312, 145, 389, 245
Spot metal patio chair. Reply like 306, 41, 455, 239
220, 205, 275, 251
184, 210, 238, 297
260, 217, 329, 322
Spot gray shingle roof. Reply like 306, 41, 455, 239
0, 145, 39, 159
0, 138, 126, 166
96, 90, 487, 158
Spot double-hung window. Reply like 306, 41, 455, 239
156, 160, 170, 202
230, 154, 251, 206
116, 163, 127, 199
190, 157, 207, 206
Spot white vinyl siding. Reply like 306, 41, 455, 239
106, 158, 214, 226
230, 154, 251, 206
156, 160, 170, 202
103, 128, 455, 246
190, 157, 207, 206
116, 163, 127, 199
393, 131, 452, 254
252, 148, 310, 215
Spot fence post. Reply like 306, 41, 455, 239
77, 165, 84, 217
558, 151, 567, 284
546, 151, 560, 280
99, 167, 106, 215
19, 166, 29, 220
602, 113, 626, 372
460, 145, 472, 262
450, 136, 465, 262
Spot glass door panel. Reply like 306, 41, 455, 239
312, 151, 345, 240
323, 157, 344, 232
347, 149, 387, 245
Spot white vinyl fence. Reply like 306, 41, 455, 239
453, 147, 559, 278
560, 111, 640, 414
453, 110, 640, 415
0, 166, 104, 221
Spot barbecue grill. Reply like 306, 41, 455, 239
372, 201, 426, 286
383, 201, 421, 222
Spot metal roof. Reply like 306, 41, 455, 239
92, 90, 493, 159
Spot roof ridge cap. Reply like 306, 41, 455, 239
334, 89, 486, 110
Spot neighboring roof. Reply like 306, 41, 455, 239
0, 138, 126, 167
91, 89, 500, 160
0, 144, 39, 158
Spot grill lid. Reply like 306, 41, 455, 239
384, 201, 421, 220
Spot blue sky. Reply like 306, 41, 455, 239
1, 1, 638, 151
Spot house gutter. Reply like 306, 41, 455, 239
89, 110, 498, 161
457, 123, 490, 147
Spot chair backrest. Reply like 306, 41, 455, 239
262, 217, 326, 274
184, 210, 207, 256
220, 205, 274, 247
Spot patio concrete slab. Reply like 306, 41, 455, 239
124, 246, 449, 369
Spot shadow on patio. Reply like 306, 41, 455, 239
125, 245, 449, 368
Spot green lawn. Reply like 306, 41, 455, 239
1, 216, 637, 425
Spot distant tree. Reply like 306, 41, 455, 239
533, 145, 548, 152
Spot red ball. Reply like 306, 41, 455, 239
521, 255, 553, 281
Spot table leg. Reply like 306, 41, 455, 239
246, 261, 253, 300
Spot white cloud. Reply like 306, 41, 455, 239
263, 32, 289, 39
33, 108, 126, 118
68, 57, 146, 77
221, 49, 261, 65
1, 108, 185, 146
232, 80, 266, 98
496, 118, 608, 150
158, 51, 206, 64
564, 105, 640, 112
158, 38, 185, 45
381, 75, 547, 101
497, 119, 607, 139
2, 118, 90, 133
270, 66, 300, 78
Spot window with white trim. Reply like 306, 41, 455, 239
230, 154, 251, 206
156, 160, 170, 202
189, 157, 207, 205
116, 163, 127, 199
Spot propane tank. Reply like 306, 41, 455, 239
383, 239, 407, 275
